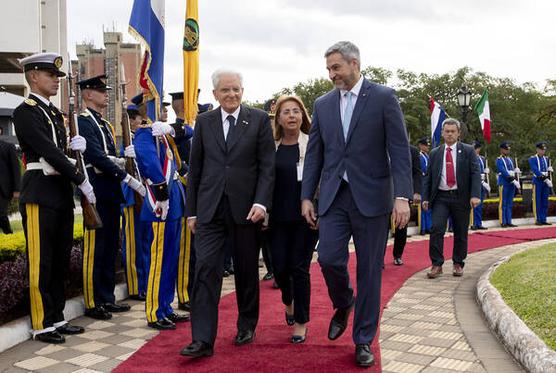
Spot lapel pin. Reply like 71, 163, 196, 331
458, 149, 462, 153
242, 120, 248, 125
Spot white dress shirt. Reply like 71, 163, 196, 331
339, 75, 364, 122
30, 91, 51, 106
221, 106, 241, 140
439, 143, 458, 191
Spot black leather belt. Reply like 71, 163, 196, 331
438, 189, 458, 195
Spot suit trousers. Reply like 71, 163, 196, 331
429, 190, 470, 267
317, 181, 389, 345
191, 195, 261, 345
21, 203, 73, 333
392, 225, 408, 259
268, 221, 318, 324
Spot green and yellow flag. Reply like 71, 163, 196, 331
183, 0, 199, 125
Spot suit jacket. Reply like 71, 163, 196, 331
0, 139, 21, 200
301, 79, 412, 217
422, 142, 481, 206
13, 94, 85, 209
185, 105, 275, 224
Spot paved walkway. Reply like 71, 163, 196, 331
1, 229, 547, 372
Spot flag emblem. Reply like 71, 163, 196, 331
183, 19, 199, 51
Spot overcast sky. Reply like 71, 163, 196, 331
67, 0, 556, 106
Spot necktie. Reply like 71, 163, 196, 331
342, 92, 354, 139
226, 115, 236, 145
446, 147, 456, 188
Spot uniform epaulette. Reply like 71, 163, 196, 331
24, 98, 37, 106
79, 111, 90, 117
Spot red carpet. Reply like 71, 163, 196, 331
114, 227, 556, 373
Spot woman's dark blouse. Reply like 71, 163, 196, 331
271, 143, 302, 222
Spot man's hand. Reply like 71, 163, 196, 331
422, 201, 429, 211
484, 167, 490, 174
246, 205, 265, 223
412, 193, 421, 204
470, 197, 481, 209
392, 199, 410, 229
151, 121, 175, 137
154, 200, 169, 220
187, 217, 197, 234
124, 145, 136, 158
69, 135, 87, 153
301, 199, 317, 228
78, 180, 96, 204
13, 191, 20, 199
124, 174, 146, 196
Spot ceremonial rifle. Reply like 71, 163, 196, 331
119, 64, 144, 212
67, 66, 103, 229
514, 157, 521, 194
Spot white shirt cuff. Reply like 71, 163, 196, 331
253, 203, 266, 212
187, 216, 197, 220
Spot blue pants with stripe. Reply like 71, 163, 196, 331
472, 188, 485, 228
144, 219, 181, 322
499, 184, 515, 225
121, 206, 149, 296
533, 181, 550, 223
420, 209, 432, 234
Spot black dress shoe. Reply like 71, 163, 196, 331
543, 222, 552, 225
180, 340, 213, 357
500, 224, 508, 228
291, 328, 308, 344
285, 312, 295, 326
507, 224, 518, 227
477, 226, 488, 230
223, 270, 231, 278
234, 329, 255, 345
262, 272, 274, 281
393, 257, 403, 266
56, 323, 85, 335
103, 303, 131, 312
178, 301, 191, 312
328, 304, 354, 340
148, 318, 176, 330
34, 331, 65, 344
470, 226, 478, 230
85, 306, 112, 320
129, 293, 146, 301
167, 312, 190, 323
355, 344, 375, 367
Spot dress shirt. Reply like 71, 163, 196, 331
439, 143, 458, 191
339, 75, 364, 123
221, 106, 241, 140
30, 92, 51, 106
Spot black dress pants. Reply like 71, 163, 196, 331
268, 221, 318, 324
429, 191, 470, 267
191, 196, 261, 345
392, 226, 408, 259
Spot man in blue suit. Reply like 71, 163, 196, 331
301, 41, 412, 367
496, 141, 521, 227
529, 141, 553, 225
418, 137, 432, 234
470, 141, 490, 230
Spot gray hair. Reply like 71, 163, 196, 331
442, 117, 461, 129
324, 41, 361, 64
211, 68, 243, 89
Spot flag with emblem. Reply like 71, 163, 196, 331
474, 90, 491, 144
429, 97, 446, 147
129, 0, 165, 122
183, 0, 199, 125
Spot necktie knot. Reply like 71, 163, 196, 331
447, 147, 452, 152
227, 115, 236, 127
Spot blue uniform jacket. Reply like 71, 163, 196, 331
133, 127, 184, 222
529, 155, 549, 185
496, 156, 516, 186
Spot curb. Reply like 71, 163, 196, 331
476, 245, 556, 373
0, 283, 129, 354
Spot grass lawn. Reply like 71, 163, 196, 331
491, 243, 556, 350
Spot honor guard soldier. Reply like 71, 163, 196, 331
13, 52, 94, 343
133, 115, 189, 330
529, 141, 553, 225
496, 141, 520, 227
418, 137, 432, 234
77, 75, 146, 319
169, 91, 195, 312
121, 104, 150, 301
470, 141, 490, 230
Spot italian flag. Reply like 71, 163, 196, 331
475, 90, 491, 143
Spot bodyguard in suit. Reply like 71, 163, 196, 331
13, 52, 94, 343
422, 118, 481, 279
78, 75, 145, 319
529, 141, 553, 225
470, 141, 490, 230
181, 69, 275, 358
301, 41, 412, 367
418, 137, 432, 234
0, 127, 21, 234
496, 141, 521, 227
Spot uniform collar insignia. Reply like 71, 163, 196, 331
24, 98, 37, 106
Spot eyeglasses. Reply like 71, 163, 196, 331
280, 109, 302, 116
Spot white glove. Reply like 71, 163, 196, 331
124, 145, 136, 158
69, 135, 87, 153
514, 167, 521, 174
482, 181, 491, 193
484, 167, 490, 174
512, 180, 521, 190
154, 200, 170, 220
508, 170, 515, 177
545, 179, 553, 188
548, 166, 554, 172
151, 121, 175, 137
481, 174, 485, 181
78, 180, 96, 204
124, 174, 146, 196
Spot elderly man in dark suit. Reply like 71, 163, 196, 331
422, 118, 481, 279
181, 69, 275, 358
0, 127, 21, 234
301, 41, 412, 367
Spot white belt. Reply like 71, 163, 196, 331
85, 164, 103, 174
26, 162, 47, 171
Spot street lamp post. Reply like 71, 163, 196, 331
457, 85, 472, 139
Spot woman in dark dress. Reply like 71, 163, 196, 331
268, 95, 318, 343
